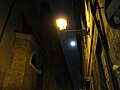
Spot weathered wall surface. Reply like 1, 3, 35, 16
0, 0, 73, 90
80, 0, 120, 89
2, 35, 34, 90
0, 0, 16, 88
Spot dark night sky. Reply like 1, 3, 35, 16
35, 0, 81, 90
53, 1, 81, 89
58, 32, 80, 90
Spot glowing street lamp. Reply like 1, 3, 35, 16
56, 18, 90, 36
56, 18, 67, 30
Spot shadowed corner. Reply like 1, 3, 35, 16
29, 51, 42, 74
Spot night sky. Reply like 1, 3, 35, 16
35, 0, 81, 90
53, 1, 81, 89
59, 32, 80, 90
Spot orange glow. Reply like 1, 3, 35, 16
56, 18, 67, 30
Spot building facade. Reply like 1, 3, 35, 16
0, 0, 73, 90
74, 0, 120, 90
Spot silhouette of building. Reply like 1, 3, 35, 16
0, 0, 73, 90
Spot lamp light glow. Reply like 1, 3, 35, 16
56, 18, 67, 30
55, 18, 90, 36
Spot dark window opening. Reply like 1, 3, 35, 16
31, 55, 37, 67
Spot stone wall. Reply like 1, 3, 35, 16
0, 0, 73, 90
0, 0, 16, 88
79, 0, 120, 89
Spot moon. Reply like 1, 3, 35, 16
70, 41, 76, 47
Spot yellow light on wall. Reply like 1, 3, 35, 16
56, 18, 67, 30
